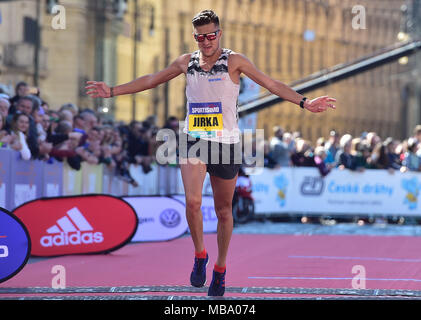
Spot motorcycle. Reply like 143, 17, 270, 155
232, 171, 255, 224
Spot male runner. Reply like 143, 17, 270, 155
86, 9, 336, 296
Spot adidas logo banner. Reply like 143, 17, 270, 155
12, 195, 138, 257
40, 207, 104, 247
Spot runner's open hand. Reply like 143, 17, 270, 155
304, 96, 336, 113
85, 81, 111, 99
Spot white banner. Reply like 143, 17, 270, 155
246, 167, 293, 214
123, 196, 189, 242
14, 184, 37, 208
128, 164, 159, 195
249, 168, 421, 216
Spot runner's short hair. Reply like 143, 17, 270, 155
192, 10, 220, 28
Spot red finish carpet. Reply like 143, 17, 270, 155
2, 233, 421, 299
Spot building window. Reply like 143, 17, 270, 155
23, 17, 38, 45
242, 36, 247, 55
254, 37, 259, 67
319, 46, 324, 70
299, 46, 304, 76
288, 45, 293, 75
276, 43, 282, 72
309, 47, 314, 73
266, 39, 271, 74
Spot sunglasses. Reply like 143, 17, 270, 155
194, 30, 220, 42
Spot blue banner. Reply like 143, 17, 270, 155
0, 207, 31, 283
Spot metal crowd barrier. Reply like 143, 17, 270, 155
0, 149, 186, 211
2, 148, 420, 217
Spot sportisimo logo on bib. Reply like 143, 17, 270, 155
40, 207, 104, 247
188, 102, 223, 138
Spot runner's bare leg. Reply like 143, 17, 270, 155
180, 159, 207, 253
210, 174, 238, 268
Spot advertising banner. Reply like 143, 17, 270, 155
248, 167, 294, 214
13, 195, 138, 256
62, 162, 82, 196
42, 159, 63, 198
123, 196, 188, 242
102, 166, 114, 195
250, 168, 421, 216
81, 163, 103, 194
0, 207, 31, 283
129, 164, 159, 195
291, 168, 421, 216
172, 195, 218, 233
9, 154, 43, 210
0, 149, 12, 210
157, 165, 178, 195
101, 167, 127, 196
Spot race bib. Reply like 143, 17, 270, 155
188, 102, 223, 138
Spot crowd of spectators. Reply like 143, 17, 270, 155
1, 81, 421, 185
0, 81, 172, 186
264, 124, 421, 176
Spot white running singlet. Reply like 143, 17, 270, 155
183, 48, 241, 144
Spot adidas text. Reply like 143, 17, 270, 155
40, 231, 104, 247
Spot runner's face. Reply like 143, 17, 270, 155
194, 23, 221, 58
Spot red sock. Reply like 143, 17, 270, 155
195, 249, 207, 259
214, 264, 226, 273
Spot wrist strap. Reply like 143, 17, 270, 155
299, 97, 307, 109
110, 87, 114, 98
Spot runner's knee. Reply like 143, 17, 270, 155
215, 202, 233, 222
185, 196, 202, 214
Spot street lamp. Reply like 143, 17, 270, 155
399, 56, 409, 65
397, 31, 410, 42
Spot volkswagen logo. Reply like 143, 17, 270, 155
159, 209, 181, 228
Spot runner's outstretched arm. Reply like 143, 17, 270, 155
85, 54, 190, 99
232, 53, 337, 113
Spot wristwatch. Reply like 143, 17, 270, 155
299, 97, 307, 109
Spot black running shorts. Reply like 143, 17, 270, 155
179, 133, 242, 180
